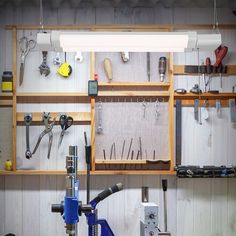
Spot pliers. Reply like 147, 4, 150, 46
32, 112, 56, 159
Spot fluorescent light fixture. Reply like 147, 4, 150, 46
37, 31, 222, 52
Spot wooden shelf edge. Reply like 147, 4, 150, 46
98, 82, 171, 87
174, 92, 236, 100
173, 65, 236, 76
16, 92, 88, 97
98, 91, 170, 97
16, 112, 91, 123
0, 92, 13, 97
0, 170, 176, 176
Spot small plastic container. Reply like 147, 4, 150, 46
2, 71, 13, 92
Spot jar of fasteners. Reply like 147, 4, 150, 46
2, 71, 13, 92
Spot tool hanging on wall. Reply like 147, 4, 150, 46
229, 99, 236, 124
32, 112, 56, 159
39, 51, 50, 77
159, 57, 167, 82
96, 101, 103, 134
24, 113, 33, 159
194, 99, 200, 122
121, 140, 125, 160
121, 51, 129, 63
19, 36, 36, 86
142, 100, 147, 118
155, 99, 161, 121
57, 53, 72, 78
104, 58, 113, 82
213, 45, 228, 88
58, 114, 73, 148
147, 52, 151, 82
202, 100, 209, 121
75, 51, 84, 62
127, 138, 133, 160
216, 99, 221, 118
175, 100, 182, 166
53, 52, 61, 66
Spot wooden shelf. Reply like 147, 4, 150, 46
16, 92, 90, 103
174, 92, 236, 100
0, 92, 13, 97
98, 91, 170, 97
16, 112, 91, 125
0, 93, 13, 106
173, 65, 236, 76
98, 82, 170, 91
0, 170, 176, 176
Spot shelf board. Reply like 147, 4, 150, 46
95, 159, 170, 164
174, 92, 236, 100
0, 170, 176, 176
98, 91, 170, 97
173, 65, 236, 76
0, 92, 13, 97
16, 92, 90, 103
16, 112, 91, 125
0, 93, 13, 106
98, 82, 170, 91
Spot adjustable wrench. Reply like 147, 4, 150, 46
24, 113, 32, 159
39, 51, 50, 77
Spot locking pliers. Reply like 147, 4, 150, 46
32, 112, 56, 159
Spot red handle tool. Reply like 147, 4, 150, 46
214, 45, 228, 66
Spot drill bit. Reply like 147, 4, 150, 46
127, 138, 133, 160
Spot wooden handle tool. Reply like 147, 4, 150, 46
104, 58, 113, 82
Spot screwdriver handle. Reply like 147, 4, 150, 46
206, 57, 211, 74
162, 179, 167, 192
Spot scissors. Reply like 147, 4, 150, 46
19, 36, 36, 86
58, 114, 73, 148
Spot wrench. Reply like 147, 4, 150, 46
39, 51, 50, 77
24, 113, 33, 159
97, 101, 103, 134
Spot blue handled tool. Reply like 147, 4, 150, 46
51, 145, 123, 236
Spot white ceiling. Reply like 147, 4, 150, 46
0, 0, 236, 9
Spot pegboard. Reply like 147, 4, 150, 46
95, 101, 169, 161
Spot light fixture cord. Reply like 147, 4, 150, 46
40, 0, 44, 30
213, 0, 220, 33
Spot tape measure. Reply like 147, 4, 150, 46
57, 63, 72, 78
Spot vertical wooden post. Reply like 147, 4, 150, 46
90, 52, 96, 171
168, 51, 175, 171
12, 27, 17, 171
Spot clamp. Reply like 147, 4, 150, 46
32, 112, 56, 159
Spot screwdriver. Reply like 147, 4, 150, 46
159, 57, 167, 82
205, 57, 211, 91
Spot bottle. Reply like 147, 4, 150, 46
2, 71, 13, 92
